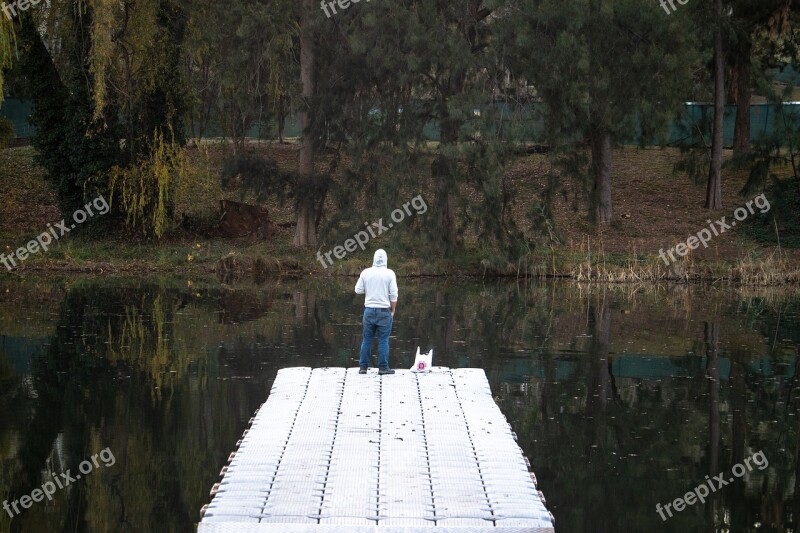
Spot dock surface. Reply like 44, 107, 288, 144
199, 367, 554, 532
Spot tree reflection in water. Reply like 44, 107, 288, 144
0, 279, 796, 532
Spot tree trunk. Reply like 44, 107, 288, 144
432, 97, 462, 254
278, 94, 286, 144
293, 0, 317, 248
431, 153, 457, 254
590, 127, 613, 225
732, 40, 752, 156
707, 0, 725, 210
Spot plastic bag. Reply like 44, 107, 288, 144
410, 347, 433, 373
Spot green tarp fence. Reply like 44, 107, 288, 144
0, 98, 33, 138
2, 97, 798, 148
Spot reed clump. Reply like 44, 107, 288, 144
529, 237, 799, 286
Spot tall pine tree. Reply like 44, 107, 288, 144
500, 0, 699, 224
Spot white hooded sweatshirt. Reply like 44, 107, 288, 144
355, 249, 398, 309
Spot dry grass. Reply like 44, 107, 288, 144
2, 140, 798, 283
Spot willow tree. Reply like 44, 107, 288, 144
15, 3, 121, 215
0, 15, 14, 107
74, 0, 190, 237
14, 0, 189, 236
0, 15, 13, 154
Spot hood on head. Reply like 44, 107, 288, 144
373, 249, 388, 267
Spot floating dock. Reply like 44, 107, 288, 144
199, 367, 555, 532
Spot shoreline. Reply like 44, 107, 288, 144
2, 243, 797, 286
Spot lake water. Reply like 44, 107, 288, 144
0, 276, 798, 532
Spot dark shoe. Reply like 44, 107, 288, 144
359, 367, 368, 374
378, 368, 395, 375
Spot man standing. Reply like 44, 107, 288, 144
355, 249, 398, 375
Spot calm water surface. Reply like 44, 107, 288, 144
0, 277, 798, 532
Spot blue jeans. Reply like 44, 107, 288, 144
359, 307, 393, 370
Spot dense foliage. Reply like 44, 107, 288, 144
15, 14, 120, 216
0, 0, 798, 249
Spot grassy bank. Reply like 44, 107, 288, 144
1, 142, 798, 284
